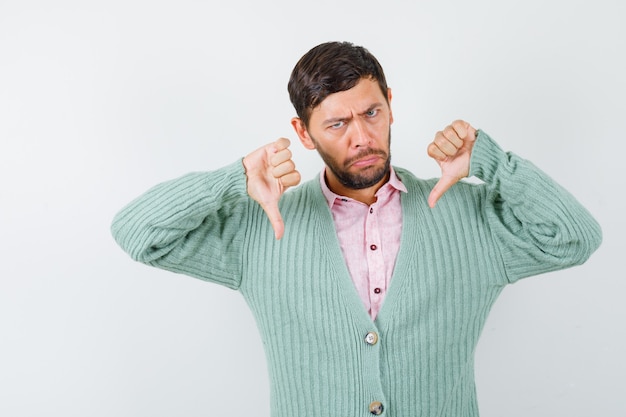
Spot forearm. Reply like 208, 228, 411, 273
111, 160, 250, 287
470, 131, 602, 282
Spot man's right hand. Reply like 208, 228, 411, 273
243, 138, 301, 240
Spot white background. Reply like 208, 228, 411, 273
1, 0, 624, 416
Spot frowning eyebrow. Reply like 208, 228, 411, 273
321, 102, 384, 126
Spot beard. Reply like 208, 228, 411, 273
314, 131, 392, 190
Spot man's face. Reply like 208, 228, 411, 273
293, 78, 393, 194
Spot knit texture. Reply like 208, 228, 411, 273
111, 131, 602, 417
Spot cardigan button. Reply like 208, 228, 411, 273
369, 401, 384, 415
364, 332, 378, 345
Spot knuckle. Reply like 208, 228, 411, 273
452, 119, 467, 136
443, 126, 455, 138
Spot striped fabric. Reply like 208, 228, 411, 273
112, 131, 602, 417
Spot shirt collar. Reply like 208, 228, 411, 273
319, 166, 408, 208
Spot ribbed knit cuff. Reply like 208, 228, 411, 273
207, 158, 249, 204
468, 130, 507, 183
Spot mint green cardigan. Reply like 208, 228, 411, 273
111, 132, 601, 416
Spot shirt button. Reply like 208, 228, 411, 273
369, 401, 384, 415
370, 244, 377, 251
364, 332, 378, 345
374, 287, 382, 294
369, 207, 374, 214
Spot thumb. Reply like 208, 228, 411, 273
261, 200, 285, 240
428, 175, 459, 208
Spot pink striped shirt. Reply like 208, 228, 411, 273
320, 167, 407, 320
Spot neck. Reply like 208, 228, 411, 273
325, 170, 390, 205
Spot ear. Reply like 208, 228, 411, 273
291, 117, 316, 150
387, 88, 394, 125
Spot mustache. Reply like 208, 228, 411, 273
345, 148, 388, 166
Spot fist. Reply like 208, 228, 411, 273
427, 120, 477, 208
243, 138, 301, 239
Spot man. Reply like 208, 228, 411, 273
112, 42, 602, 416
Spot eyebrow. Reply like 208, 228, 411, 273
321, 102, 384, 126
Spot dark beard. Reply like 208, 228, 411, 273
315, 132, 391, 190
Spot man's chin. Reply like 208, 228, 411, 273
341, 164, 390, 189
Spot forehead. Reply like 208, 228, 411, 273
312, 78, 387, 120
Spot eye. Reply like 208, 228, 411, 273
329, 121, 345, 129
365, 109, 379, 118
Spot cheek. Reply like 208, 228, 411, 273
370, 122, 389, 142
318, 141, 343, 160
316, 131, 347, 151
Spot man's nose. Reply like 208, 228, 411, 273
351, 119, 372, 147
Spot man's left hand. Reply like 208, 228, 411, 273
427, 120, 477, 208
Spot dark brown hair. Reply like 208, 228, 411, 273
288, 41, 388, 127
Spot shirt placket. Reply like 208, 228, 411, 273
365, 203, 386, 319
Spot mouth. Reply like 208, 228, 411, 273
351, 155, 382, 168
348, 151, 386, 168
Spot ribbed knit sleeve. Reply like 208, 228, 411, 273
110, 160, 250, 289
469, 131, 602, 282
